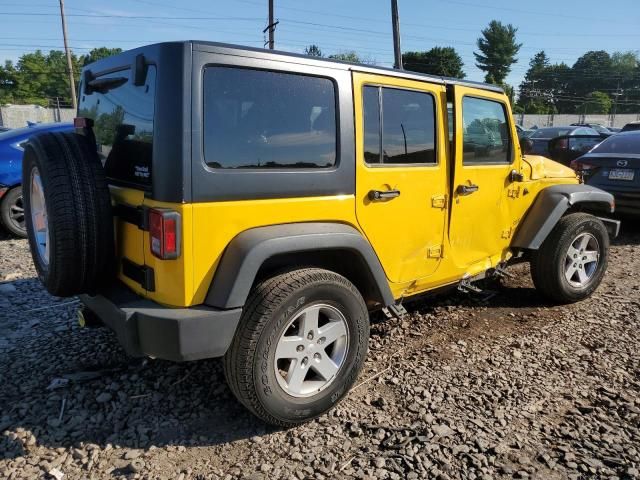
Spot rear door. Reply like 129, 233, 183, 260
353, 72, 448, 283
79, 65, 156, 295
449, 87, 521, 270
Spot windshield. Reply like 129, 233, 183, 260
529, 128, 571, 139
591, 133, 640, 154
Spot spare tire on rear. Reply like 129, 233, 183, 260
22, 131, 115, 297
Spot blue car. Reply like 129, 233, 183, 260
0, 122, 73, 236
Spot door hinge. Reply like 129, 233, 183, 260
427, 245, 443, 258
431, 194, 447, 209
382, 303, 407, 319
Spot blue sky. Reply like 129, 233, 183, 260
2, 0, 639, 87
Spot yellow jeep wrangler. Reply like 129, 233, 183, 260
22, 41, 619, 426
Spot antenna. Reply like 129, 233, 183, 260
391, 0, 403, 70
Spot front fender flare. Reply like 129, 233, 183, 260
511, 184, 615, 250
205, 222, 395, 309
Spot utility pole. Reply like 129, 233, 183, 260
391, 0, 402, 70
611, 79, 622, 128
58, 0, 77, 111
268, 0, 275, 49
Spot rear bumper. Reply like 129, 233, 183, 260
79, 283, 242, 362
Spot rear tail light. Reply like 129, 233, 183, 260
569, 159, 597, 172
148, 208, 180, 259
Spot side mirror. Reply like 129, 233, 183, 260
520, 137, 534, 155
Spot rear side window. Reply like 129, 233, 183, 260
363, 85, 436, 165
462, 97, 511, 164
79, 66, 156, 187
203, 67, 337, 169
592, 134, 640, 154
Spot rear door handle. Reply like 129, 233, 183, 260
457, 184, 479, 196
369, 189, 401, 201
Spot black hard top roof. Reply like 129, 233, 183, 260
90, 40, 503, 94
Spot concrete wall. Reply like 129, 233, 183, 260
515, 113, 640, 129
0, 105, 75, 128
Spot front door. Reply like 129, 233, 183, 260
449, 86, 521, 270
353, 73, 448, 284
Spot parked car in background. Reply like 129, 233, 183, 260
621, 121, 640, 133
0, 122, 73, 236
515, 124, 533, 139
570, 123, 614, 139
609, 127, 622, 133
528, 126, 601, 158
571, 131, 640, 216
0, 126, 11, 133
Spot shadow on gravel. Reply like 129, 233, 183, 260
0, 290, 279, 456
612, 217, 640, 246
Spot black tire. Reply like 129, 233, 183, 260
531, 213, 609, 304
22, 131, 114, 297
224, 268, 369, 427
0, 186, 26, 237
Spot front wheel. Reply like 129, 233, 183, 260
531, 213, 609, 303
223, 268, 369, 427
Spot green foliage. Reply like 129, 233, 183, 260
403, 47, 465, 78
328, 51, 362, 63
517, 50, 640, 114
474, 20, 522, 85
82, 47, 123, 66
304, 45, 323, 57
0, 47, 119, 107
581, 91, 612, 114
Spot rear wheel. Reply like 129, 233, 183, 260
0, 186, 26, 237
531, 213, 609, 303
224, 268, 369, 427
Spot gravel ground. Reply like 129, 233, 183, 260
1, 226, 639, 480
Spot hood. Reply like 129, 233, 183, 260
523, 155, 577, 181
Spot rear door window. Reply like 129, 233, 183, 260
79, 66, 156, 187
203, 67, 337, 169
363, 86, 436, 165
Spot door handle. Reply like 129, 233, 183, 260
369, 189, 401, 201
457, 184, 479, 196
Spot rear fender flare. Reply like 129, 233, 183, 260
511, 184, 615, 250
205, 222, 395, 309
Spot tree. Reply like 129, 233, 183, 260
304, 45, 323, 57
82, 47, 123, 66
328, 51, 362, 63
611, 51, 640, 113
581, 91, 612, 114
474, 20, 522, 84
402, 47, 465, 78
517, 51, 554, 114
0, 48, 120, 107
571, 51, 612, 98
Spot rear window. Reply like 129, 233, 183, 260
79, 66, 156, 187
591, 133, 640, 154
203, 67, 337, 169
529, 128, 571, 139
